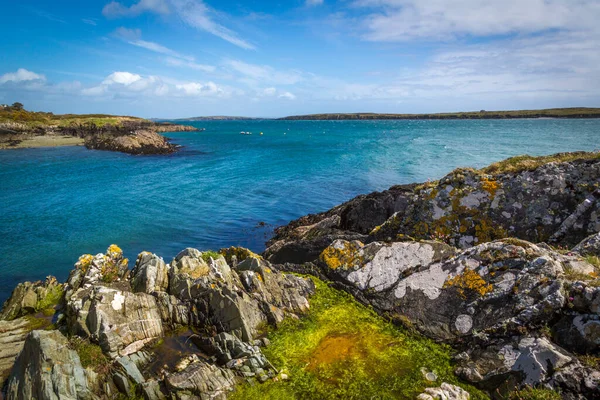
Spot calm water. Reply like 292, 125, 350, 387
1, 119, 599, 302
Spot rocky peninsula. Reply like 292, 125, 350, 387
0, 106, 198, 155
1, 151, 600, 400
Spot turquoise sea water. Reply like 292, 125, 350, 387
1, 119, 600, 302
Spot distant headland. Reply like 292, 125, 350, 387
279, 107, 600, 120
0, 103, 198, 155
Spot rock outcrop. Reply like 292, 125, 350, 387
266, 152, 600, 263
84, 130, 178, 155
2, 245, 314, 400
0, 276, 62, 321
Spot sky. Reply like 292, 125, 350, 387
1, 0, 599, 118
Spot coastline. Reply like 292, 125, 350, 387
0, 135, 85, 149
1, 150, 599, 400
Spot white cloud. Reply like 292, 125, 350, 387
168, 0, 255, 50
82, 18, 97, 26
164, 57, 215, 72
103, 0, 170, 18
80, 71, 231, 99
306, 0, 324, 6
114, 27, 216, 72
0, 69, 46, 84
175, 81, 222, 96
355, 0, 600, 41
279, 91, 296, 100
225, 60, 303, 85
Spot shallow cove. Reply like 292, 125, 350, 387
1, 118, 600, 302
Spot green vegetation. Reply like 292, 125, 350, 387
281, 108, 600, 120
230, 278, 487, 400
508, 387, 562, 400
0, 105, 144, 132
201, 250, 223, 263
70, 337, 111, 374
36, 285, 64, 314
481, 152, 600, 174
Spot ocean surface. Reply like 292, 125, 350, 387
1, 119, 600, 302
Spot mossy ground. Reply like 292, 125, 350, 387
508, 387, 562, 400
481, 152, 600, 175
230, 278, 488, 400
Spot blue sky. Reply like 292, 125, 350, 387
1, 0, 599, 118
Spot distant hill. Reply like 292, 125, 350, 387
168, 116, 263, 121
279, 107, 600, 120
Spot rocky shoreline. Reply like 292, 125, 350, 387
1, 151, 600, 399
0, 121, 198, 155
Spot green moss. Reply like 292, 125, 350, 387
36, 284, 64, 311
70, 337, 111, 374
230, 278, 488, 400
508, 387, 562, 400
23, 314, 53, 331
201, 250, 223, 263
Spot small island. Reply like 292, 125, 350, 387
0, 103, 198, 155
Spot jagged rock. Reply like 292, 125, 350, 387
64, 245, 129, 300
574, 232, 600, 257
6, 330, 98, 400
194, 331, 272, 376
267, 154, 600, 262
417, 382, 470, 400
86, 287, 164, 358
131, 252, 170, 294
167, 250, 314, 342
318, 238, 571, 341
0, 318, 33, 387
0, 276, 62, 320
164, 360, 236, 399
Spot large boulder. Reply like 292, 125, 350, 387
6, 330, 98, 400
86, 287, 164, 358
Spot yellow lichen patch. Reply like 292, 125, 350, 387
220, 246, 262, 264
107, 244, 123, 257
480, 177, 499, 197
444, 268, 493, 299
481, 152, 600, 175
319, 241, 364, 270
76, 254, 94, 272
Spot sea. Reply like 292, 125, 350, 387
1, 118, 599, 302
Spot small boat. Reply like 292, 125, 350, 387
240, 131, 252, 135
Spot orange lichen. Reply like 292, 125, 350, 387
480, 177, 499, 197
319, 241, 364, 270
444, 268, 493, 299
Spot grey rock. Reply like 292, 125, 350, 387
165, 360, 236, 399
86, 287, 164, 358
6, 330, 98, 400
131, 252, 170, 294
417, 382, 470, 400
573, 232, 600, 257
